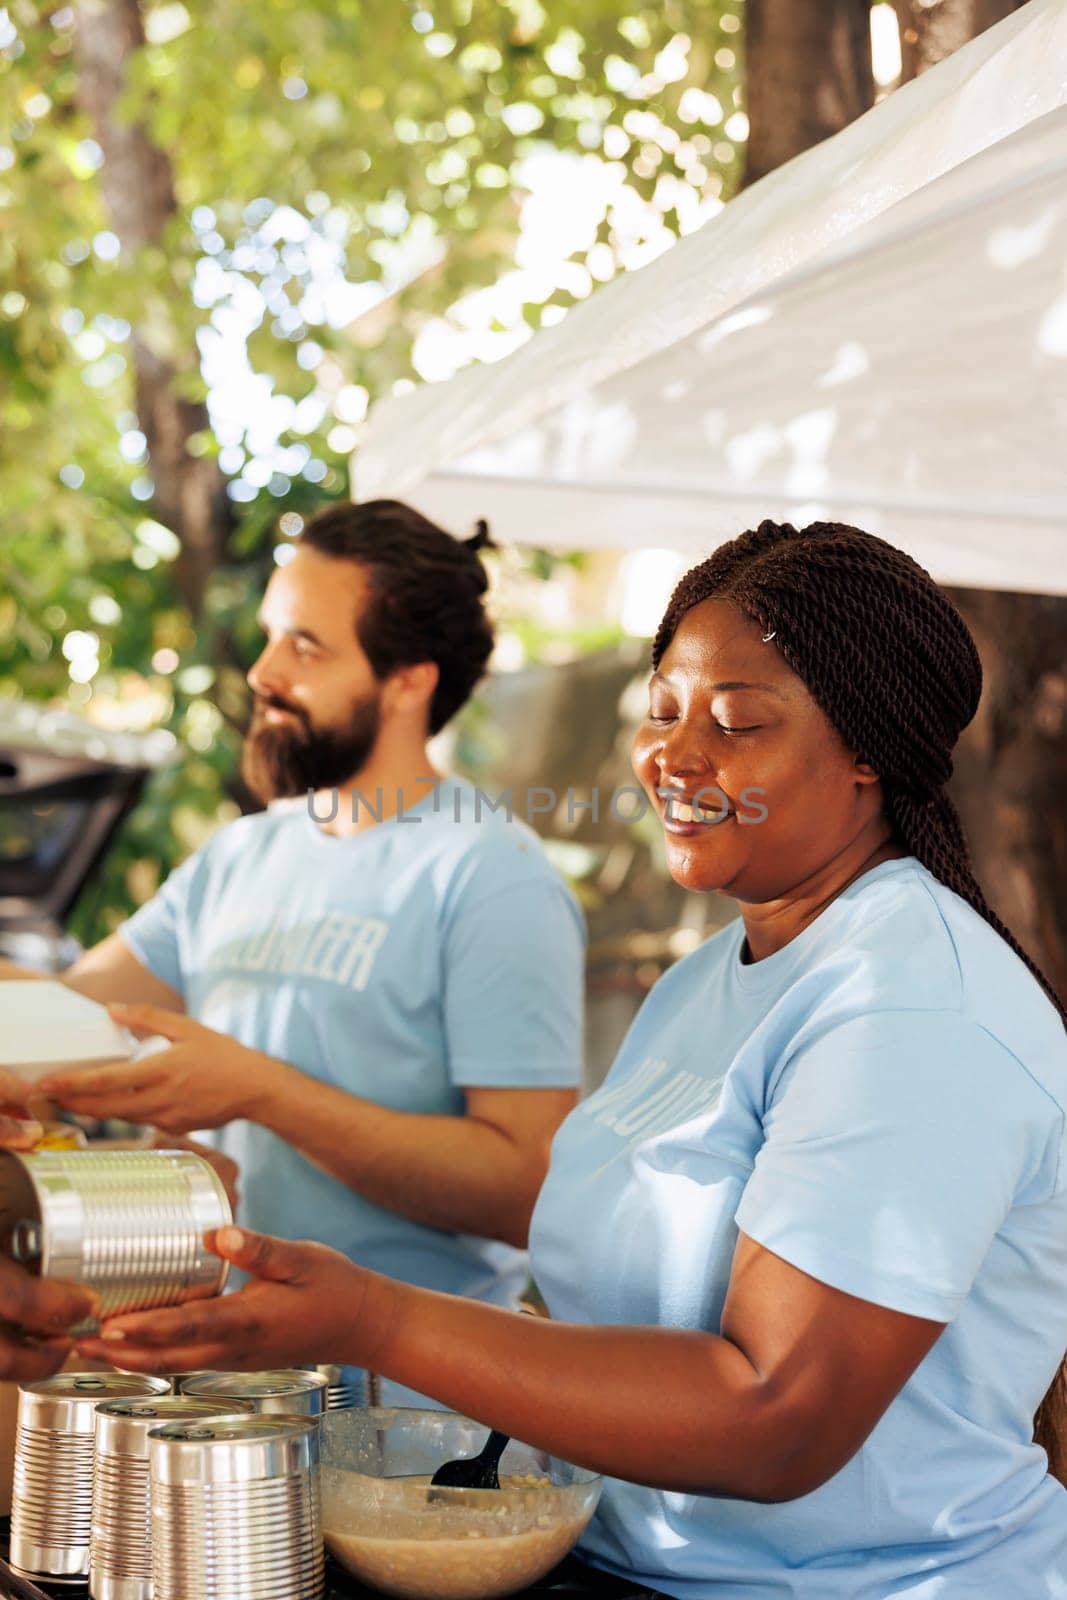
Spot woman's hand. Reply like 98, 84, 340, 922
73, 1226, 396, 1376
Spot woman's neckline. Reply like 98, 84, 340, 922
731, 856, 918, 989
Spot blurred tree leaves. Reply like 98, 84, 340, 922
0, 0, 742, 944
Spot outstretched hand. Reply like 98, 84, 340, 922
0, 1263, 100, 1381
151, 1131, 241, 1215
39, 1004, 287, 1133
0, 1067, 44, 1149
73, 1226, 395, 1376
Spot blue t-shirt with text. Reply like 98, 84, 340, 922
122, 779, 584, 1310
531, 857, 1067, 1598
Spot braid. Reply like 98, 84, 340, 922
889, 789, 1064, 1020
656, 518, 1067, 1480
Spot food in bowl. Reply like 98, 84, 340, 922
321, 1408, 602, 1600
324, 1476, 593, 1600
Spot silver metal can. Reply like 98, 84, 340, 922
0, 1148, 231, 1321
148, 1414, 324, 1600
90, 1396, 256, 1600
180, 1369, 329, 1417
299, 1364, 359, 1411
9, 1371, 170, 1583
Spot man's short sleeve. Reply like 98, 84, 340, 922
118, 850, 203, 998
735, 1009, 1059, 1323
443, 873, 585, 1090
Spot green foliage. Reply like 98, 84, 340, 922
0, 0, 742, 945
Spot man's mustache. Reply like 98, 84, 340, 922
251, 695, 310, 731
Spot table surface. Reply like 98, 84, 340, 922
0, 1527, 660, 1600
0, 1544, 381, 1600
0, 1558, 378, 1600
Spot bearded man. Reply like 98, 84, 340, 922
2, 501, 584, 1399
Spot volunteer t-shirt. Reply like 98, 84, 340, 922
121, 778, 584, 1310
531, 856, 1067, 1598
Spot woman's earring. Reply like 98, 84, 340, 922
762, 629, 776, 643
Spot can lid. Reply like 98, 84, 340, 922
21, 1372, 169, 1399
149, 1414, 319, 1445
97, 1396, 254, 1421
182, 1370, 328, 1398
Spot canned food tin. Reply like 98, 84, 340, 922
0, 1148, 232, 1321
180, 1369, 329, 1417
300, 1365, 359, 1411
149, 1415, 323, 1600
9, 1372, 170, 1583
90, 1396, 256, 1600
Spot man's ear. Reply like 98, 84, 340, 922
383, 660, 439, 722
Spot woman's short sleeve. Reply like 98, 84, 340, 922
734, 1009, 1061, 1323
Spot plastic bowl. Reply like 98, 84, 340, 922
320, 1408, 602, 1600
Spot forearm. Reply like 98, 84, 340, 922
355, 1275, 799, 1501
0, 958, 44, 980
252, 1065, 543, 1247
1, 943, 182, 1008
62, 936, 185, 1008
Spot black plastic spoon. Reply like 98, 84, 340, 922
429, 1428, 510, 1492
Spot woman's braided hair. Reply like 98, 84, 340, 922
654, 518, 1067, 1477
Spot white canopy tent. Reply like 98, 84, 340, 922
355, 0, 1067, 595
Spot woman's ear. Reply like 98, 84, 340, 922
854, 758, 881, 786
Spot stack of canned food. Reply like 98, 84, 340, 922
9, 1370, 329, 1598
0, 1148, 343, 1600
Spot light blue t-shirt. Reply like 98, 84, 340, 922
121, 778, 584, 1314
531, 857, 1067, 1598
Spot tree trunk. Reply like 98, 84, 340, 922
890, 0, 1067, 1007
893, 0, 1028, 79
947, 591, 1067, 1003
744, 0, 875, 185
74, 0, 228, 615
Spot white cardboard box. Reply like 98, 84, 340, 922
0, 981, 133, 1080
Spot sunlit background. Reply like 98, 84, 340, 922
1, 0, 906, 949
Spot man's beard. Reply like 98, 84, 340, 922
241, 691, 382, 804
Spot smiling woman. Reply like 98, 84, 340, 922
77, 520, 1067, 1600
631, 602, 887, 913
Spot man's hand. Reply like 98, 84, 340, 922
39, 1004, 287, 1134
74, 1227, 390, 1376
0, 1068, 45, 1150
151, 1132, 241, 1215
